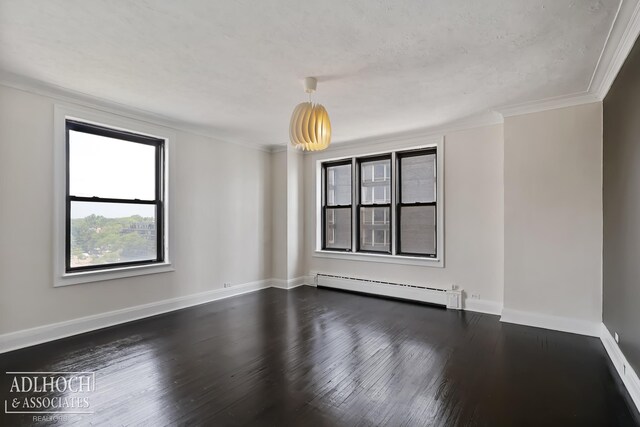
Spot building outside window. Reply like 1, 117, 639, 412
65, 120, 165, 272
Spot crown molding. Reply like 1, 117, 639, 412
333, 110, 503, 149
269, 145, 287, 153
497, 0, 640, 117
590, 0, 640, 100
270, 110, 503, 155
269, 144, 289, 153
496, 92, 601, 118
269, 144, 310, 153
0, 71, 272, 153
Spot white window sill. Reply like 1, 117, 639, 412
313, 250, 444, 268
54, 262, 174, 287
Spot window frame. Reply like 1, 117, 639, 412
65, 120, 165, 273
54, 104, 174, 287
396, 148, 437, 258
356, 154, 392, 254
314, 138, 444, 268
321, 159, 353, 252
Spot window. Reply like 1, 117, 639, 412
65, 120, 165, 272
322, 161, 352, 250
397, 150, 436, 256
319, 146, 440, 260
358, 156, 391, 253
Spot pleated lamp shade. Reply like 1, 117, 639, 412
289, 102, 332, 151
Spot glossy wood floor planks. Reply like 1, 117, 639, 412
0, 287, 638, 426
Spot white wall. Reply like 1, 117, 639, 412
271, 150, 288, 280
0, 82, 605, 339
270, 148, 306, 282
304, 124, 505, 310
503, 102, 602, 325
0, 85, 272, 334
287, 149, 305, 279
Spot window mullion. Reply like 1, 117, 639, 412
391, 151, 397, 255
352, 157, 357, 253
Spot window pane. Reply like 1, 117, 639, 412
70, 201, 157, 268
401, 154, 435, 203
69, 130, 156, 200
326, 164, 351, 206
359, 207, 390, 252
399, 205, 435, 255
361, 159, 391, 205
325, 208, 351, 250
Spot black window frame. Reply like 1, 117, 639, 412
396, 148, 437, 258
320, 146, 438, 259
356, 154, 392, 254
321, 159, 352, 252
65, 120, 165, 273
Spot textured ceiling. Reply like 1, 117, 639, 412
0, 0, 620, 146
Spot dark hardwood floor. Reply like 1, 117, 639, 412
1, 286, 638, 426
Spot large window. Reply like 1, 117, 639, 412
321, 147, 438, 259
65, 120, 165, 272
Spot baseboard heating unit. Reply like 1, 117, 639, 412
315, 273, 462, 309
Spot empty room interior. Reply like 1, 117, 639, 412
2, 1, 640, 426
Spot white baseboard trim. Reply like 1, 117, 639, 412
0, 279, 271, 354
500, 308, 600, 337
270, 276, 310, 289
463, 298, 502, 316
600, 323, 640, 413
302, 275, 316, 287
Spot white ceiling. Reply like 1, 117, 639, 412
0, 0, 621, 147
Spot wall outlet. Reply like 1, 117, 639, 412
471, 294, 480, 299
615, 332, 619, 343
223, 283, 232, 288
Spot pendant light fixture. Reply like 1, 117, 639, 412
289, 77, 331, 151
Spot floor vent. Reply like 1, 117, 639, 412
315, 273, 461, 309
